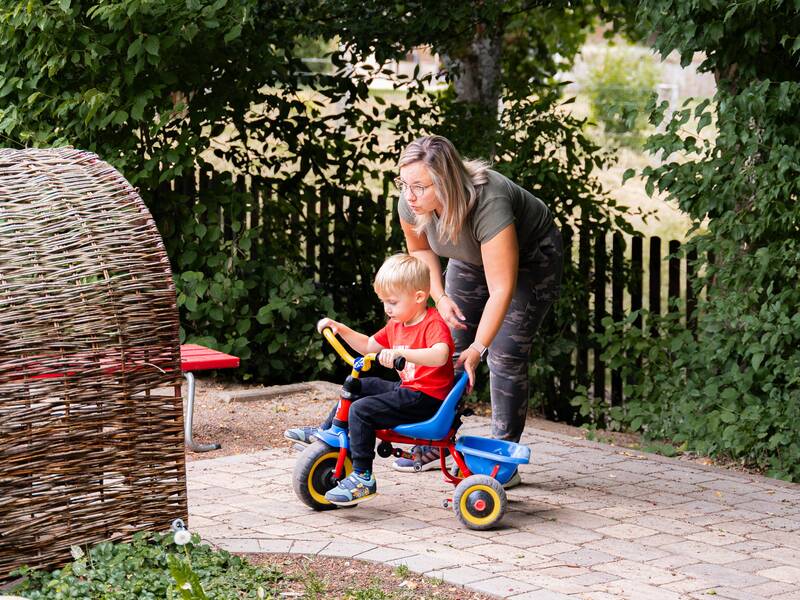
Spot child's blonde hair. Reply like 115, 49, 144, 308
373, 254, 430, 297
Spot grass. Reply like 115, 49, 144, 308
304, 570, 328, 599
393, 564, 411, 578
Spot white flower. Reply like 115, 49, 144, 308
174, 529, 192, 546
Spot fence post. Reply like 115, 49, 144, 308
686, 248, 698, 333
576, 223, 591, 392
611, 233, 624, 406
559, 226, 573, 407
318, 194, 329, 278
261, 183, 273, 260
668, 240, 681, 312
306, 192, 317, 270
630, 236, 644, 386
593, 231, 607, 404
631, 236, 643, 328
249, 183, 260, 259
649, 236, 662, 336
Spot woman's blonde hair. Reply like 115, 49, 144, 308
373, 253, 430, 297
398, 135, 489, 244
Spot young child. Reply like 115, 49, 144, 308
285, 253, 455, 506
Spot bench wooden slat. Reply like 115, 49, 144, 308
180, 344, 240, 372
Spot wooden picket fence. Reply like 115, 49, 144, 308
544, 226, 704, 420
160, 171, 702, 414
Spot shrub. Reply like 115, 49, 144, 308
584, 44, 660, 144
11, 532, 283, 599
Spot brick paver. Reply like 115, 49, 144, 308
187, 419, 800, 598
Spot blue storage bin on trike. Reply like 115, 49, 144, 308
455, 435, 531, 485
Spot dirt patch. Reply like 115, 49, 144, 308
244, 553, 493, 600
184, 378, 340, 462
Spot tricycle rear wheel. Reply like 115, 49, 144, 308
293, 441, 352, 511
453, 474, 507, 530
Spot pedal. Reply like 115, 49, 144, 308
292, 442, 308, 453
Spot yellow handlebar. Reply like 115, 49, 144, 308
321, 328, 377, 372
322, 328, 355, 366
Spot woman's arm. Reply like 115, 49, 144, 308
400, 219, 467, 330
457, 224, 519, 386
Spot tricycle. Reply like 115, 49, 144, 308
292, 328, 531, 530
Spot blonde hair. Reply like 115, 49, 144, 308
373, 253, 430, 297
398, 135, 490, 244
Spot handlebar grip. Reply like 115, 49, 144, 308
376, 351, 406, 371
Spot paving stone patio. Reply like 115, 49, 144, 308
187, 417, 800, 599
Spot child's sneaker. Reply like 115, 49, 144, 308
283, 426, 318, 445
392, 445, 448, 472
325, 472, 377, 506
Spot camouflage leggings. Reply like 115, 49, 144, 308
445, 223, 563, 442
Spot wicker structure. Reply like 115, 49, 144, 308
0, 148, 186, 580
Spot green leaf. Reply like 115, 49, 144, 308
131, 95, 147, 120
0, 77, 20, 99
622, 168, 636, 184
143, 36, 160, 57
236, 318, 251, 335
697, 112, 712, 132
224, 25, 242, 44
255, 306, 273, 325
127, 37, 143, 61
58, 0, 71, 11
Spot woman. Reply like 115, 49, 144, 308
391, 135, 563, 477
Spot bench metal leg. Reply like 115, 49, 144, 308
184, 372, 221, 452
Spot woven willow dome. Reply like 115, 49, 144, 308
0, 148, 187, 580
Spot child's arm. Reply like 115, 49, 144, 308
378, 343, 450, 369
317, 317, 377, 356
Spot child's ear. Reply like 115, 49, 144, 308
415, 290, 427, 304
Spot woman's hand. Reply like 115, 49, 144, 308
455, 346, 481, 391
436, 295, 468, 331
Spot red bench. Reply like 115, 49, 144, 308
180, 344, 240, 452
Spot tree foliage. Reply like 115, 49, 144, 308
1, 1, 631, 405
594, 0, 800, 480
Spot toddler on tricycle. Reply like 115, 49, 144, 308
289, 253, 530, 529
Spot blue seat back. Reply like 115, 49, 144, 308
392, 371, 469, 441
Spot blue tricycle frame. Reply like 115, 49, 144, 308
292, 329, 531, 530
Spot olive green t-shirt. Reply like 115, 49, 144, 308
398, 169, 553, 266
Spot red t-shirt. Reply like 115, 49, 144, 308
372, 307, 455, 400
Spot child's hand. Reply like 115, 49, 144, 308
378, 349, 402, 369
317, 317, 339, 334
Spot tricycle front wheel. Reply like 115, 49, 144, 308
293, 441, 352, 511
453, 474, 507, 530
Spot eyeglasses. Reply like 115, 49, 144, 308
393, 177, 433, 198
